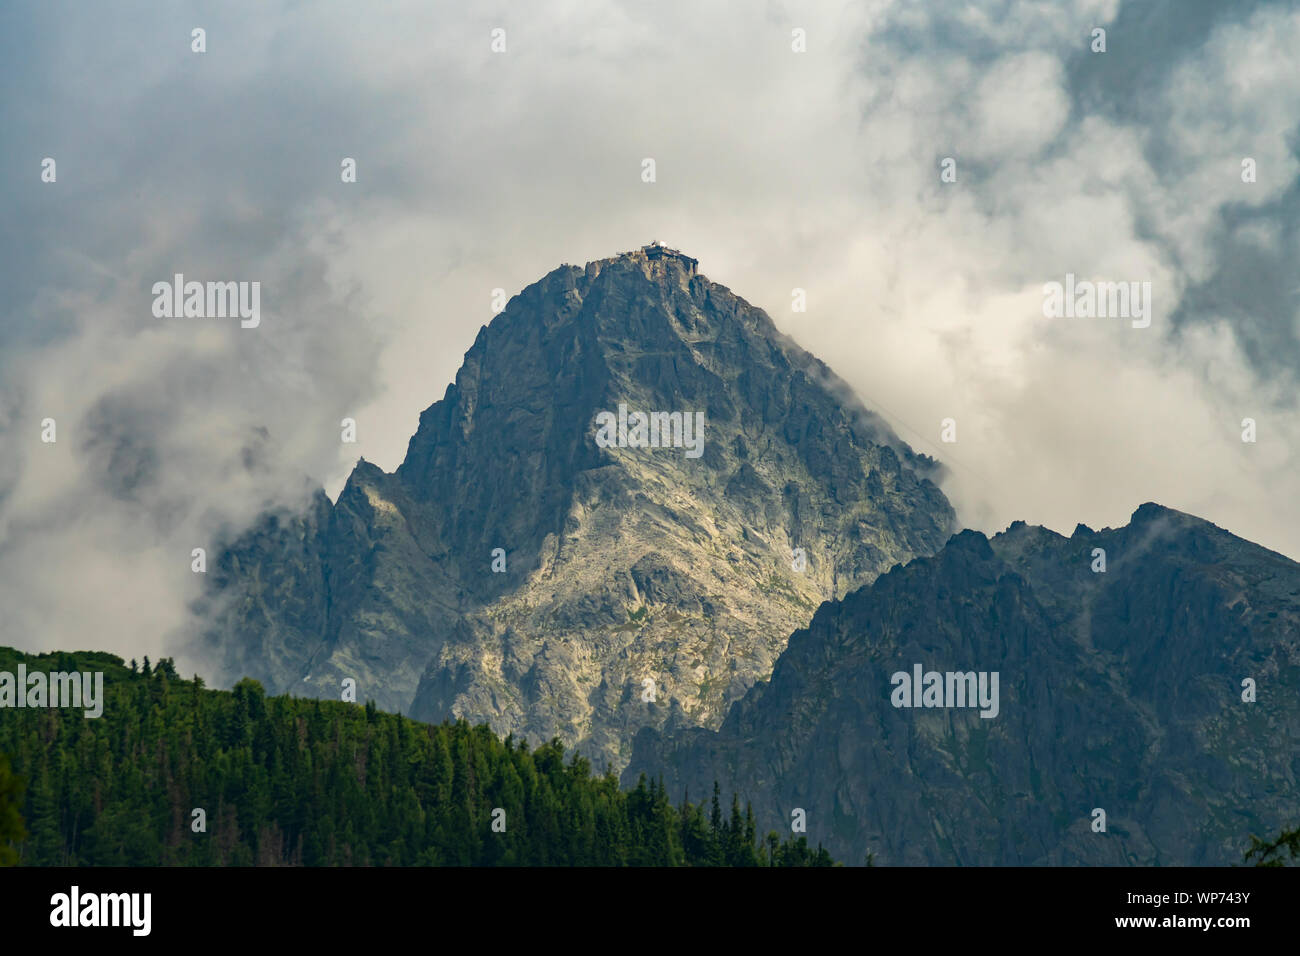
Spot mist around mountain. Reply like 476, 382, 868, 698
626, 503, 1300, 865
197, 247, 954, 771
185, 247, 1300, 867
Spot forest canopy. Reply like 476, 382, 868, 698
0, 646, 832, 867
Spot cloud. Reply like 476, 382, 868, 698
0, 0, 1297, 675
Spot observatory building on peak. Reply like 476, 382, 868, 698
640, 240, 698, 275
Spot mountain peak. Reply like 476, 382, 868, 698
578, 242, 701, 283
1126, 501, 1225, 538
1131, 501, 1178, 523
201, 249, 956, 769
635, 240, 698, 272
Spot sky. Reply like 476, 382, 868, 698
1, 0, 1298, 672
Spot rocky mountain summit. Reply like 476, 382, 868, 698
625, 503, 1300, 864
199, 245, 956, 770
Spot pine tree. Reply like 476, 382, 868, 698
1246, 825, 1300, 865
0, 752, 26, 866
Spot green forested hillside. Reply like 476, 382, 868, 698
0, 647, 832, 866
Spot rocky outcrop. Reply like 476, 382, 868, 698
625, 504, 1300, 864
198, 248, 956, 769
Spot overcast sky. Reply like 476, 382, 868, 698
2, 0, 1298, 672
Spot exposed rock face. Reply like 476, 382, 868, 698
625, 504, 1300, 864
199, 248, 955, 769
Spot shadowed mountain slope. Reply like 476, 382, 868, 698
625, 503, 1300, 864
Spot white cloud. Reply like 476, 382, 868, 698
1, 0, 1297, 676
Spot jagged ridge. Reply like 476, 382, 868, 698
198, 247, 956, 770
625, 503, 1300, 864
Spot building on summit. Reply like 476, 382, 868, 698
642, 241, 698, 275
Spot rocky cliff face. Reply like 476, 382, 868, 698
199, 248, 955, 769
625, 503, 1300, 864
